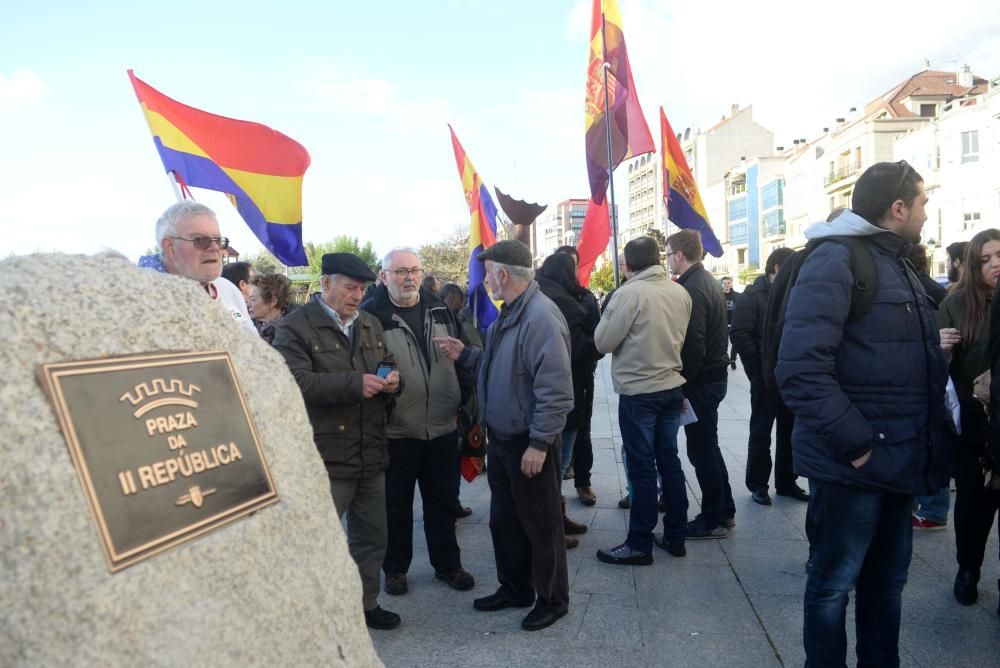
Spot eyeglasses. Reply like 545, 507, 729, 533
391, 267, 423, 278
890, 160, 912, 204
664, 251, 679, 259
170, 235, 230, 250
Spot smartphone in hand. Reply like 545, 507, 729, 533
376, 363, 394, 379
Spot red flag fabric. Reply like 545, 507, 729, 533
576, 198, 611, 287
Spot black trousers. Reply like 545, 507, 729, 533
382, 432, 462, 576
745, 371, 796, 493
953, 439, 1000, 570
684, 380, 735, 527
574, 368, 596, 489
487, 432, 569, 612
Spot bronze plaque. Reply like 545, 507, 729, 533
39, 351, 278, 572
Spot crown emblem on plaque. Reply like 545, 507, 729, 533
119, 378, 201, 418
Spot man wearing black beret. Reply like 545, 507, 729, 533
274, 252, 404, 631
435, 240, 574, 631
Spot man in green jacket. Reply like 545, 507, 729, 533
273, 253, 402, 631
361, 248, 475, 598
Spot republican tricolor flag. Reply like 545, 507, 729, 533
577, 0, 654, 285
128, 70, 310, 267
660, 106, 722, 257
448, 125, 499, 332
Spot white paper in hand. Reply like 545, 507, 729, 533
679, 398, 698, 426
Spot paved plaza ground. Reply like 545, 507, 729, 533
371, 360, 1000, 667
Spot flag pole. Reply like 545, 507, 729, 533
601, 11, 620, 288
166, 171, 184, 202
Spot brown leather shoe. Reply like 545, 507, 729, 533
565, 535, 579, 549
561, 498, 588, 534
576, 487, 597, 506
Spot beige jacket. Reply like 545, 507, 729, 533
595, 265, 691, 396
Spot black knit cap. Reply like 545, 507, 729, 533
478, 240, 532, 268
321, 253, 377, 281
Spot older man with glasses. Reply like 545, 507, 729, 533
360, 247, 476, 599
154, 201, 254, 332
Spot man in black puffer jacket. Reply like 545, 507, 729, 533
665, 229, 735, 539
730, 247, 807, 506
776, 162, 949, 667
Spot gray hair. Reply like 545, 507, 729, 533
155, 201, 217, 245
381, 246, 421, 269
492, 262, 533, 282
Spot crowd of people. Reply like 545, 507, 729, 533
144, 159, 999, 664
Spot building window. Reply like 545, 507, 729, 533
728, 197, 748, 220
855, 146, 862, 170
961, 130, 979, 163
919, 103, 936, 117
761, 181, 784, 210
963, 212, 981, 230
764, 210, 785, 237
729, 222, 748, 245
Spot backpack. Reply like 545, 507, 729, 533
761, 236, 878, 391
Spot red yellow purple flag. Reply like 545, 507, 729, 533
583, 0, 654, 202
661, 107, 722, 257
448, 125, 499, 331
128, 70, 310, 266
578, 0, 654, 285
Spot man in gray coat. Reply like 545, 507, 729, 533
435, 240, 574, 632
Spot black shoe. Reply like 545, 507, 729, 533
618, 495, 631, 509
364, 606, 401, 630
953, 566, 980, 606
752, 488, 773, 506
730, 361, 737, 370
653, 533, 686, 557
436, 568, 475, 591
686, 519, 727, 540
776, 485, 810, 502
521, 604, 568, 631
473, 590, 534, 612
596, 542, 653, 565
721, 516, 736, 529
563, 465, 575, 480
452, 503, 473, 518
657, 495, 668, 513
384, 573, 407, 596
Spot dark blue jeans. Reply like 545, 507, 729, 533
683, 381, 734, 527
804, 481, 913, 668
619, 388, 687, 552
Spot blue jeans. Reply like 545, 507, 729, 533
560, 429, 578, 478
619, 388, 687, 552
914, 486, 950, 524
804, 481, 913, 668
683, 381, 734, 527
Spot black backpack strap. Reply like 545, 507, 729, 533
826, 236, 878, 321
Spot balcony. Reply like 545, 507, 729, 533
824, 164, 859, 188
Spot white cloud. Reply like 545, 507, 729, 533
0, 70, 47, 113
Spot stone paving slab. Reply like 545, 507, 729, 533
372, 359, 1000, 667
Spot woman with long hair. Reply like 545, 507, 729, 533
937, 228, 1000, 606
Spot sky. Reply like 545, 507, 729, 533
2, 0, 1000, 262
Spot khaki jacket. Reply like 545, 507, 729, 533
595, 265, 691, 396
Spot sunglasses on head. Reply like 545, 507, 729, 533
170, 235, 230, 251
890, 160, 912, 204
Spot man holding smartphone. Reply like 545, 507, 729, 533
362, 247, 476, 599
273, 252, 402, 631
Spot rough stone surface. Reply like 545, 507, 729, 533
0, 253, 381, 667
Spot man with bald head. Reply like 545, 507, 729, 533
361, 247, 476, 598
154, 201, 254, 332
